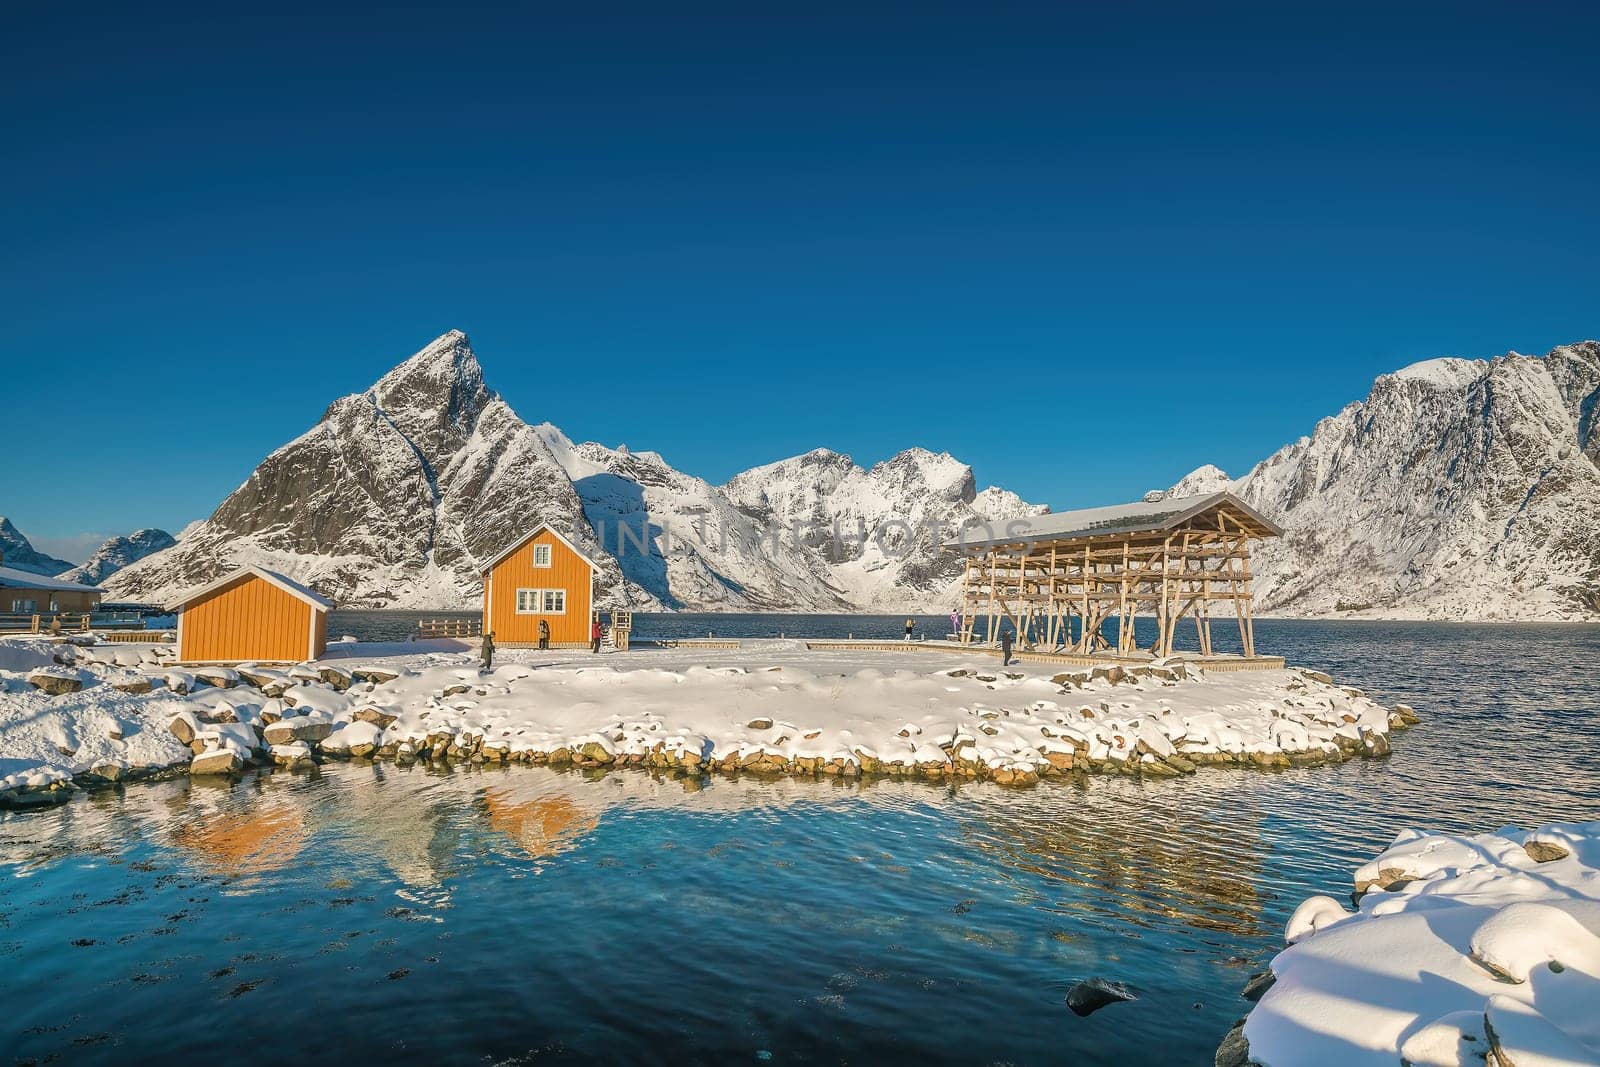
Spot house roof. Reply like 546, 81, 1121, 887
481, 523, 599, 574
946, 491, 1281, 551
0, 565, 105, 594
164, 565, 336, 613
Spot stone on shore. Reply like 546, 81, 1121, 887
28, 668, 85, 696
190, 749, 244, 776
262, 718, 333, 745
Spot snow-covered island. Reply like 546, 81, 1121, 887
1222, 822, 1600, 1067
0, 635, 1415, 806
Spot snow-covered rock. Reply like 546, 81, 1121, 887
1235, 821, 1600, 1067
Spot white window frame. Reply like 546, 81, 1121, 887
515, 588, 567, 615
532, 544, 553, 568
12, 598, 37, 612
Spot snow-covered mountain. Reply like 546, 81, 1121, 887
0, 518, 74, 576
106, 331, 1038, 611
57, 529, 177, 586
105, 330, 1600, 619
1149, 342, 1600, 620
107, 332, 630, 609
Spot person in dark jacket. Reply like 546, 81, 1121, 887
538, 619, 550, 650
999, 627, 1014, 667
904, 617, 915, 642
480, 630, 496, 671
590, 618, 602, 653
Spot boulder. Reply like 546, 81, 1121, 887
262, 719, 333, 745
87, 759, 128, 782
1300, 669, 1334, 685
271, 741, 316, 769
109, 675, 154, 695
194, 666, 239, 689
190, 749, 244, 776
351, 666, 400, 685
28, 669, 84, 696
318, 666, 353, 690
1214, 1020, 1251, 1067
745, 718, 773, 731
1065, 978, 1137, 1017
1524, 839, 1571, 863
353, 707, 399, 728
168, 714, 198, 745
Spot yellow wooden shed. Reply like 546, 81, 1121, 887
166, 566, 333, 664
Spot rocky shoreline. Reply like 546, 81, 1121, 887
1, 637, 1417, 810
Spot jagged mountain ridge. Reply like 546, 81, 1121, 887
57, 529, 176, 586
1150, 342, 1600, 620
104, 330, 1600, 618
106, 332, 1039, 611
0, 518, 74, 576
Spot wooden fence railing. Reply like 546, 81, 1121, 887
418, 617, 483, 638
0, 613, 92, 634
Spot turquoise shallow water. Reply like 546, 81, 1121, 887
3, 620, 1598, 1065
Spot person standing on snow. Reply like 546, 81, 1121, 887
904, 617, 915, 642
590, 617, 602, 653
538, 618, 550, 650
950, 608, 961, 638
480, 630, 496, 671
1000, 627, 1014, 667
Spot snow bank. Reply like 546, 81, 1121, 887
1227, 822, 1600, 1067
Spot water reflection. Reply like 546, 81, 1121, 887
479, 784, 599, 863
959, 783, 1271, 939
169, 805, 309, 879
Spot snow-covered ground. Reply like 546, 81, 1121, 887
1227, 823, 1600, 1067
0, 635, 1412, 805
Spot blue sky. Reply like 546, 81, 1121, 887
3, 1, 1597, 562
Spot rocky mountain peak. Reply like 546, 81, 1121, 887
58, 528, 177, 586
365, 330, 492, 463
0, 517, 74, 576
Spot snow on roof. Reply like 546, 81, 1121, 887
0, 565, 104, 594
481, 522, 599, 573
164, 565, 335, 613
946, 492, 1281, 549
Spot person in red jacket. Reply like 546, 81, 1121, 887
590, 617, 603, 653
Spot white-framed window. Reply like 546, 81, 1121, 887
515, 588, 567, 614
532, 544, 552, 568
11, 598, 37, 612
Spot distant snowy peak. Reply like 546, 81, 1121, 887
1147, 464, 1234, 502
58, 529, 177, 586
0, 518, 74, 576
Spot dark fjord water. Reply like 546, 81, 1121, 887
3, 621, 1597, 1065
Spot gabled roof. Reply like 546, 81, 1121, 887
481, 523, 599, 574
164, 566, 336, 613
946, 492, 1281, 551
0, 565, 105, 594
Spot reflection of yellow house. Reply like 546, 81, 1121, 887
169, 807, 309, 877
482, 788, 598, 861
